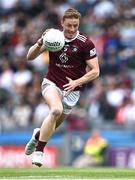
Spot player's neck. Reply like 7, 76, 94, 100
65, 31, 79, 42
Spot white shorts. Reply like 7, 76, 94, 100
41, 78, 80, 114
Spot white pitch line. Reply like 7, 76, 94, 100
1, 177, 135, 180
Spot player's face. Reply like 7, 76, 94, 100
61, 18, 80, 39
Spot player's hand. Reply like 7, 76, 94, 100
36, 29, 51, 47
36, 37, 43, 47
63, 77, 78, 96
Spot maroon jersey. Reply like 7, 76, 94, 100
45, 32, 97, 91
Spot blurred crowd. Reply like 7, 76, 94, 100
0, 0, 135, 132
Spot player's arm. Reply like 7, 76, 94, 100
26, 37, 46, 61
75, 57, 100, 85
63, 57, 99, 95
27, 29, 51, 61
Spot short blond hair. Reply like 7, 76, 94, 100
62, 8, 81, 21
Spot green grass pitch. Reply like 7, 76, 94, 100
0, 167, 135, 179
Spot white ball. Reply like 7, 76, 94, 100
43, 29, 65, 52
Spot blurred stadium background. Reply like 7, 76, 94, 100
0, 0, 135, 168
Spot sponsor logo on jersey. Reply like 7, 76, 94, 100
56, 63, 73, 68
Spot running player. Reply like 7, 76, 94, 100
25, 8, 100, 167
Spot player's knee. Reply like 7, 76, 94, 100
51, 107, 63, 119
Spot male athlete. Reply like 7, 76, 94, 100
25, 8, 100, 167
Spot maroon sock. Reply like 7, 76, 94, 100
36, 141, 47, 152
35, 131, 40, 141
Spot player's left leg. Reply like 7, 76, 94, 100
55, 113, 68, 129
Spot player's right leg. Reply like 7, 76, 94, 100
32, 87, 63, 167
25, 114, 65, 156
25, 128, 40, 155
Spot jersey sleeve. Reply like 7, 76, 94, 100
83, 38, 97, 61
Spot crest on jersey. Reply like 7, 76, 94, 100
90, 48, 96, 57
59, 52, 68, 63
72, 45, 78, 52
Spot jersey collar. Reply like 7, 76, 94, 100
65, 31, 79, 42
